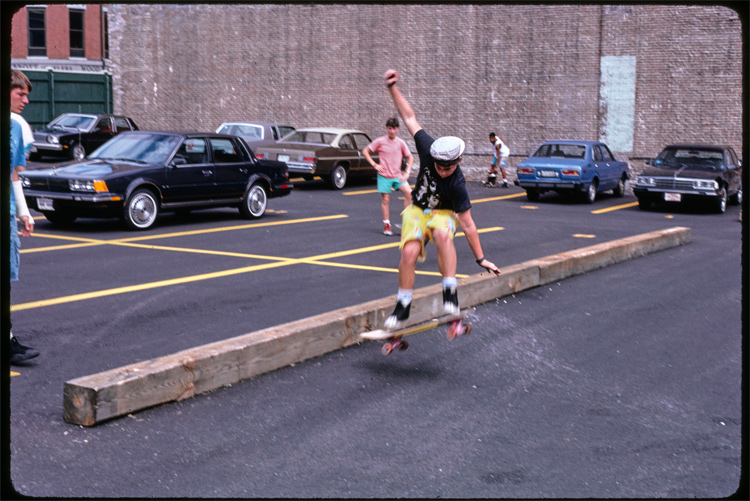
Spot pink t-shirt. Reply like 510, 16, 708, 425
368, 136, 410, 179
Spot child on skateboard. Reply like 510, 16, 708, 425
485, 132, 510, 188
382, 69, 501, 329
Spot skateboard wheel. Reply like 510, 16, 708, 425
447, 324, 457, 340
399, 340, 409, 351
463, 323, 472, 336
382, 343, 393, 356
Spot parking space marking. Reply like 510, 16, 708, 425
21, 215, 348, 254
573, 234, 596, 238
472, 192, 526, 203
343, 185, 413, 196
11, 227, 504, 311
520, 205, 539, 210
591, 201, 639, 214
10, 371, 20, 377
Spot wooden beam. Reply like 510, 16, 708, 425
63, 227, 690, 426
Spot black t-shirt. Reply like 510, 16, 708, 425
411, 129, 472, 213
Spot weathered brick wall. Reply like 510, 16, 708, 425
108, 4, 742, 181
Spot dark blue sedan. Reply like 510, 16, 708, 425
514, 140, 630, 203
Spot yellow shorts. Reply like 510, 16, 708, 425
400, 204, 458, 262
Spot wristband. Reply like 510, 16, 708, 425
12, 180, 30, 219
476, 257, 485, 264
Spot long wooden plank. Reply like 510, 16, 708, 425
63, 227, 690, 426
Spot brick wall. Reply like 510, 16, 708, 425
107, 4, 743, 181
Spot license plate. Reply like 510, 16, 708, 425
538, 170, 558, 178
37, 198, 54, 211
277, 154, 290, 163
664, 193, 681, 202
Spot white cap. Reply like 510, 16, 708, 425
430, 136, 465, 162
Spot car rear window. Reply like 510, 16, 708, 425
533, 144, 586, 159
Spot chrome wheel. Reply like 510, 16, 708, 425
240, 183, 268, 218
613, 177, 625, 197
71, 143, 86, 161
123, 189, 158, 230
328, 165, 347, 190
584, 180, 597, 204
715, 189, 727, 214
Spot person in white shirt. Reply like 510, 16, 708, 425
486, 132, 510, 188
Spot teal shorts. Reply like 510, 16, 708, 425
377, 175, 406, 194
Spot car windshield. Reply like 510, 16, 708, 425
49, 114, 96, 131
532, 143, 587, 159
219, 124, 263, 139
89, 133, 182, 164
280, 131, 336, 145
655, 148, 724, 171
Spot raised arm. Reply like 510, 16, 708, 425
385, 69, 422, 138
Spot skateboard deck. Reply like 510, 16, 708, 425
361, 309, 472, 355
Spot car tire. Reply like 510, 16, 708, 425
525, 189, 540, 202
714, 189, 727, 214
731, 183, 742, 205
637, 197, 650, 210
613, 177, 626, 197
123, 188, 159, 230
43, 211, 76, 225
328, 164, 347, 190
239, 183, 268, 219
71, 142, 86, 161
584, 180, 597, 204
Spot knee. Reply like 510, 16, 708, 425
401, 241, 421, 261
432, 230, 452, 247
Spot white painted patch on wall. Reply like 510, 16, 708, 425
599, 55, 636, 152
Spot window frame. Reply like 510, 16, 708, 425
69, 7, 86, 58
27, 7, 47, 57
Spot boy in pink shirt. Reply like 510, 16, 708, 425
362, 117, 413, 235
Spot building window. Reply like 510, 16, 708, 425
27, 8, 46, 57
69, 9, 85, 58
102, 8, 109, 59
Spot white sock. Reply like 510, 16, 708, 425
442, 277, 457, 291
397, 289, 412, 305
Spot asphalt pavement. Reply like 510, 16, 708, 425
4, 173, 745, 498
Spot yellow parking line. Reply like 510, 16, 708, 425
343, 185, 414, 196
591, 201, 639, 214
11, 227, 505, 311
21, 214, 348, 253
472, 192, 526, 203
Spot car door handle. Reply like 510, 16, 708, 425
202, 170, 213, 177
239, 168, 248, 175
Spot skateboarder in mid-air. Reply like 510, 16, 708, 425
383, 69, 501, 329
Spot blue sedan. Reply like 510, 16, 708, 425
514, 140, 629, 203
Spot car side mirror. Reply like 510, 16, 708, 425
171, 158, 187, 167
645, 159, 653, 166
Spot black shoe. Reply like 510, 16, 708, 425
443, 286, 460, 316
384, 300, 411, 329
10, 337, 40, 365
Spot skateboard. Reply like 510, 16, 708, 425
360, 310, 472, 355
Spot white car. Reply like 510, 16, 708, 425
215, 121, 296, 153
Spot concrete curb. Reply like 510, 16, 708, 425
63, 226, 691, 426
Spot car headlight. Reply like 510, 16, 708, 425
48, 136, 59, 144
21, 177, 30, 188
693, 179, 718, 190
69, 179, 109, 192
637, 176, 655, 186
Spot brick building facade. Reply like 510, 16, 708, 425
107, 4, 743, 180
11, 4, 108, 72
